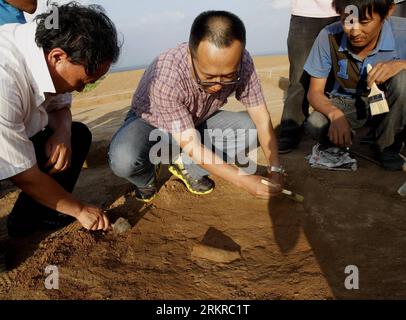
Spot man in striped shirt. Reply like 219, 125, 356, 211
109, 11, 284, 202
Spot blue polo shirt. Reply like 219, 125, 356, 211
304, 16, 406, 97
0, 0, 26, 25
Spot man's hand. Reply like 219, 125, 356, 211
45, 131, 72, 174
267, 171, 285, 189
11, 166, 109, 232
171, 127, 284, 200
328, 109, 352, 148
368, 61, 406, 87
76, 205, 110, 231
240, 175, 282, 200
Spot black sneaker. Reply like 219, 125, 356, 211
134, 184, 158, 203
134, 164, 161, 203
278, 135, 301, 154
7, 209, 74, 238
373, 142, 405, 171
278, 125, 303, 154
376, 149, 405, 171
168, 162, 214, 195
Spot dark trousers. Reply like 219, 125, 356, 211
280, 15, 339, 137
394, 1, 406, 17
7, 122, 92, 236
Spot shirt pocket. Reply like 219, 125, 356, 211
337, 59, 349, 80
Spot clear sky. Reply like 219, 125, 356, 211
30, 0, 291, 70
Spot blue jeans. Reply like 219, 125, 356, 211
108, 110, 258, 188
306, 70, 406, 150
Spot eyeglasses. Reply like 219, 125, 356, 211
191, 56, 241, 88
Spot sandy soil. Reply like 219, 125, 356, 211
1, 55, 406, 300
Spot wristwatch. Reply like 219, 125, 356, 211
267, 165, 286, 175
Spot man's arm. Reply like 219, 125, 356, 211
48, 106, 72, 134
246, 104, 283, 185
10, 165, 109, 230
45, 107, 73, 173
171, 129, 282, 200
308, 76, 352, 147
5, 0, 37, 14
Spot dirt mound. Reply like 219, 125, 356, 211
1, 57, 405, 300
1, 137, 405, 300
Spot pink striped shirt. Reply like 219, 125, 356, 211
131, 43, 265, 133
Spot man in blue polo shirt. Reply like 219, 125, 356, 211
305, 0, 406, 171
0, 0, 37, 25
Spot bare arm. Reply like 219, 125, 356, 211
10, 106, 107, 231
10, 165, 110, 231
308, 77, 338, 118
172, 129, 281, 200
5, 0, 37, 14
48, 106, 72, 135
308, 76, 352, 148
247, 104, 283, 185
45, 107, 72, 173
368, 60, 406, 87
10, 165, 82, 218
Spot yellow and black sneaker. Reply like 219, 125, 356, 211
134, 164, 161, 203
168, 161, 214, 195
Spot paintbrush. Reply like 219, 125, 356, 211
367, 64, 390, 116
261, 179, 305, 203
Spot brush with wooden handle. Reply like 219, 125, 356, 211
261, 179, 304, 203
367, 64, 390, 116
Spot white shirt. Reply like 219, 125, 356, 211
0, 22, 71, 180
291, 0, 339, 18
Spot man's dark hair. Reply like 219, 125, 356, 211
332, 0, 394, 21
189, 10, 246, 56
35, 1, 121, 75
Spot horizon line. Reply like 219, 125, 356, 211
110, 50, 288, 74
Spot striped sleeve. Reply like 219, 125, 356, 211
236, 51, 266, 108
0, 73, 36, 180
45, 93, 72, 112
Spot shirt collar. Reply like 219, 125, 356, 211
338, 19, 396, 54
376, 19, 396, 52
13, 22, 56, 102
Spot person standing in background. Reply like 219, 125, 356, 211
0, 0, 37, 25
278, 0, 339, 154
